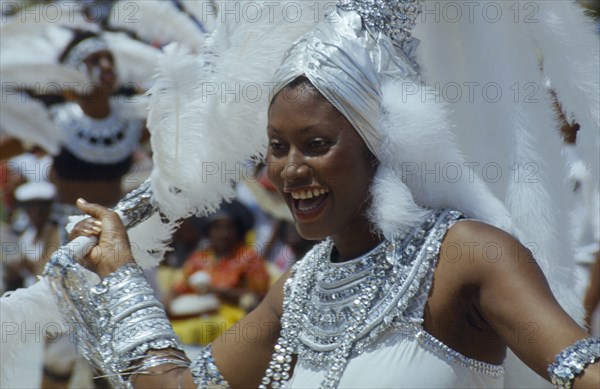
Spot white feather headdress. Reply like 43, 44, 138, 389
142, 1, 597, 386
145, 1, 328, 221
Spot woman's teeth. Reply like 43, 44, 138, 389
291, 188, 329, 200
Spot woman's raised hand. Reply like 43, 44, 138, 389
71, 198, 134, 277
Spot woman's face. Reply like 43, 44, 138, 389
267, 85, 377, 247
83, 50, 116, 93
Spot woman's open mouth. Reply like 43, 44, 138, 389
290, 187, 330, 221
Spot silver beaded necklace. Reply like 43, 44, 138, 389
260, 209, 461, 388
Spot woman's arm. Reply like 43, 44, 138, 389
446, 220, 599, 387
134, 275, 287, 388
73, 200, 288, 388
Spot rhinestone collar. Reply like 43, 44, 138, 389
260, 209, 465, 388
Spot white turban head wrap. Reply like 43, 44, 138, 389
271, 8, 420, 160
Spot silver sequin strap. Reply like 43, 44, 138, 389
548, 337, 600, 388
190, 346, 231, 388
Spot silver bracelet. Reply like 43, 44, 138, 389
190, 346, 231, 388
45, 252, 185, 388
95, 264, 184, 365
548, 337, 600, 388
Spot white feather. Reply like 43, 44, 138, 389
1, 64, 90, 92
109, 0, 207, 50
0, 91, 63, 154
379, 80, 514, 233
0, 279, 66, 388
1, 25, 90, 91
528, 1, 600, 183
125, 212, 180, 269
368, 166, 430, 240
103, 31, 162, 88
415, 0, 577, 298
147, 44, 209, 219
146, 1, 326, 223
413, 1, 591, 386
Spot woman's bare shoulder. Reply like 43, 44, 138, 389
439, 219, 541, 287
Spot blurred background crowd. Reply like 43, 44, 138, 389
0, 1, 598, 388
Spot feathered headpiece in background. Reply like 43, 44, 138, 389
108, 0, 213, 51
0, 23, 86, 153
1, 7, 161, 386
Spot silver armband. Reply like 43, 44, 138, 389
96, 264, 184, 364
190, 346, 231, 388
45, 253, 185, 388
548, 337, 600, 389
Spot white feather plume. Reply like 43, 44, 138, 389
414, 0, 580, 314
109, 0, 207, 50
0, 91, 64, 154
412, 1, 594, 386
379, 80, 514, 235
528, 1, 600, 183
146, 1, 327, 224
0, 25, 90, 92
126, 212, 180, 269
103, 31, 162, 88
368, 166, 430, 240
147, 44, 210, 219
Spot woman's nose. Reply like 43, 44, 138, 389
282, 149, 310, 183
99, 57, 112, 69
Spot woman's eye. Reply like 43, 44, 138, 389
269, 140, 286, 154
309, 139, 329, 150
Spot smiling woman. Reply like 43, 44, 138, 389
35, 1, 600, 388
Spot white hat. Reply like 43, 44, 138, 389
14, 182, 56, 202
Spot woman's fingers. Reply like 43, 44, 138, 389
75, 198, 134, 277
76, 198, 127, 242
76, 198, 116, 225
69, 217, 102, 241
